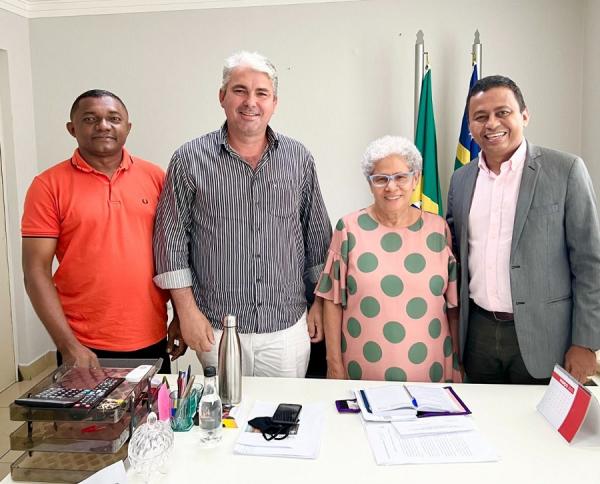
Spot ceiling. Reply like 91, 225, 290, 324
1, 0, 353, 18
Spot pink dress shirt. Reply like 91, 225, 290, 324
468, 139, 527, 313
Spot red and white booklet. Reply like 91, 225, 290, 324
537, 364, 600, 445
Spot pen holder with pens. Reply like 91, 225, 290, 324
169, 388, 200, 432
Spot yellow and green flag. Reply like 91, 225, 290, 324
410, 68, 442, 215
454, 64, 480, 170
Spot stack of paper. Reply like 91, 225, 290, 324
234, 401, 325, 459
355, 384, 498, 465
364, 421, 499, 465
391, 415, 477, 436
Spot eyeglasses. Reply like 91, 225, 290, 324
368, 171, 415, 188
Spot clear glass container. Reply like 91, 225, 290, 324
128, 412, 174, 483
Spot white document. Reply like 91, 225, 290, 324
365, 423, 499, 465
354, 389, 416, 422
391, 416, 476, 437
234, 401, 325, 459
364, 385, 413, 413
405, 385, 462, 413
79, 460, 128, 484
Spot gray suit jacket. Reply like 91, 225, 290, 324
446, 141, 600, 378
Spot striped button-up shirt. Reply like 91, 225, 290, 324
153, 124, 332, 333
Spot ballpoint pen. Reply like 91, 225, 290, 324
174, 375, 196, 421
181, 375, 195, 400
403, 385, 418, 408
177, 371, 184, 398
186, 364, 191, 386
359, 389, 372, 413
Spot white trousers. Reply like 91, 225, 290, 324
197, 312, 310, 378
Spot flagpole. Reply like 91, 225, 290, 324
472, 29, 482, 77
414, 30, 425, 136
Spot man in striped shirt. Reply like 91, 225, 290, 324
153, 51, 332, 377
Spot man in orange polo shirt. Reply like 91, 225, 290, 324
21, 90, 184, 372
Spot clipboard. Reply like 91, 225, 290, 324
355, 386, 471, 422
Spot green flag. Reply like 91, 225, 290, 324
410, 68, 442, 215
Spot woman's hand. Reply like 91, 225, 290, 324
326, 360, 346, 379
323, 299, 345, 379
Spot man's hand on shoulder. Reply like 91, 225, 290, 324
167, 315, 188, 360
60, 342, 100, 368
307, 297, 324, 343
564, 345, 597, 384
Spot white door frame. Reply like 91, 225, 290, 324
0, 49, 19, 389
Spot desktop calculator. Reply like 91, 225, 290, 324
15, 377, 125, 409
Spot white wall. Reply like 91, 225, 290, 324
2, 0, 596, 364
582, 0, 600, 184
0, 8, 53, 367
28, 0, 586, 222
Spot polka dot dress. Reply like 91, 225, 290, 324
316, 208, 461, 382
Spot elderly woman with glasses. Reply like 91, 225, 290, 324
315, 136, 461, 382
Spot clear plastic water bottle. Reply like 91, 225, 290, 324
198, 366, 222, 446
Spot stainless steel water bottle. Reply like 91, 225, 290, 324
218, 314, 242, 405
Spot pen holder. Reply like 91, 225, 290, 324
169, 388, 199, 432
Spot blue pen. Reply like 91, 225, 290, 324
359, 389, 372, 413
404, 385, 418, 408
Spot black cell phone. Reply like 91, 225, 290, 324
271, 403, 302, 425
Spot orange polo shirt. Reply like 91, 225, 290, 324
21, 148, 168, 351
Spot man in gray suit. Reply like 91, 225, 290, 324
447, 75, 600, 384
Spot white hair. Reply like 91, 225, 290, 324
361, 135, 423, 178
221, 51, 278, 96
